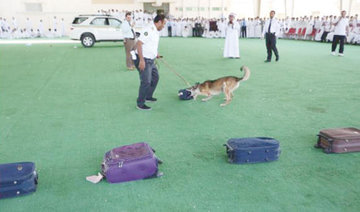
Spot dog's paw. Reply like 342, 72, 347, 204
220, 103, 227, 107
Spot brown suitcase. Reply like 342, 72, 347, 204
315, 127, 360, 153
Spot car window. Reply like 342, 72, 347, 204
72, 17, 88, 24
90, 18, 109, 26
108, 19, 121, 28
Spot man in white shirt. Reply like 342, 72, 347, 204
121, 12, 136, 70
38, 19, 44, 37
53, 16, 57, 32
25, 17, 32, 33
262, 10, 280, 62
331, 10, 349, 56
134, 15, 166, 111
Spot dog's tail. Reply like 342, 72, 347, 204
239, 66, 250, 81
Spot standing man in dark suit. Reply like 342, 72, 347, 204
262, 10, 280, 62
241, 18, 247, 38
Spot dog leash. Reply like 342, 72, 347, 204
158, 58, 192, 87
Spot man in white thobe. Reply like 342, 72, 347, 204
223, 13, 240, 58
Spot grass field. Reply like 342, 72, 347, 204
0, 37, 360, 212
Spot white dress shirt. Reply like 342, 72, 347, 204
121, 20, 135, 39
138, 23, 160, 60
262, 18, 280, 36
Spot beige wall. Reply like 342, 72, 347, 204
0, 0, 359, 34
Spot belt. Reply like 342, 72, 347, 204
125, 37, 135, 40
266, 32, 276, 35
144, 57, 155, 61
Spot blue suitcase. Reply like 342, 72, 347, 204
224, 137, 281, 164
178, 89, 193, 100
0, 162, 38, 199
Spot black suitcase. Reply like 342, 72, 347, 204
0, 162, 38, 199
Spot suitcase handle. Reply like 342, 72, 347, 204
223, 144, 234, 162
223, 144, 233, 152
315, 134, 333, 153
317, 134, 333, 142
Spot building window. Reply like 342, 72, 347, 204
25, 3, 42, 12
212, 7, 221, 11
186, 7, 192, 11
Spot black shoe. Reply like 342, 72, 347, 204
145, 97, 157, 102
264, 59, 271, 63
136, 104, 152, 111
276, 57, 279, 62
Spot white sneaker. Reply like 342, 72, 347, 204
331, 52, 336, 56
338, 53, 344, 57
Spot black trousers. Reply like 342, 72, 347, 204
331, 35, 345, 53
321, 31, 329, 42
265, 33, 279, 60
241, 26, 247, 38
168, 26, 172, 37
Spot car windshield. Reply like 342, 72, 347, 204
72, 17, 88, 24
90, 18, 109, 26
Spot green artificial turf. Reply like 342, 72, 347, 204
0, 38, 360, 212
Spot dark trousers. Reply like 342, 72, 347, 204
321, 31, 329, 42
332, 35, 345, 53
134, 57, 159, 106
265, 33, 279, 60
241, 26, 247, 38
168, 26, 172, 37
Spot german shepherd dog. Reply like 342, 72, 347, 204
189, 66, 250, 106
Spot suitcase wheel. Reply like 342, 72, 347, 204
314, 143, 321, 148
323, 148, 332, 154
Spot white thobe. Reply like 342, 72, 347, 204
223, 22, 240, 58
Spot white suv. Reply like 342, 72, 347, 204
70, 15, 128, 47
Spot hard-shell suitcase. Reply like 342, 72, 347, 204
224, 137, 281, 164
101, 142, 161, 183
315, 127, 360, 153
178, 89, 193, 100
0, 162, 38, 199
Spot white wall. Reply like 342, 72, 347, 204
0, 0, 359, 34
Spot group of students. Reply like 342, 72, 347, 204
113, 9, 359, 46
282, 14, 360, 45
161, 15, 360, 45
0, 16, 66, 39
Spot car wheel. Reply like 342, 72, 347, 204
81, 33, 95, 47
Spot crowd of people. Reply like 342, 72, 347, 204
1, 8, 360, 45
0, 16, 66, 39
159, 15, 360, 45
106, 9, 360, 45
